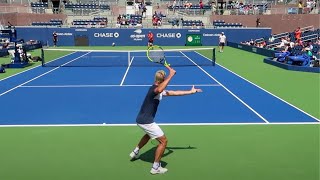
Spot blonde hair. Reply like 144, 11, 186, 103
155, 70, 166, 83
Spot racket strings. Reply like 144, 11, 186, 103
149, 49, 165, 63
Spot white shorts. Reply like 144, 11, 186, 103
137, 122, 164, 139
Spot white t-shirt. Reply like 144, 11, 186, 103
135, 3, 139, 11
219, 35, 226, 43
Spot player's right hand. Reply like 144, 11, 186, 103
166, 66, 176, 76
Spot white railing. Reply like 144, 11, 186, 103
302, 33, 319, 42
301, 25, 314, 33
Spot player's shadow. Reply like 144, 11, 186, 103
131, 146, 197, 167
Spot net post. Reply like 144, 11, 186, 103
212, 48, 216, 66
41, 48, 44, 67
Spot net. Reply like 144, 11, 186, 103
41, 47, 215, 67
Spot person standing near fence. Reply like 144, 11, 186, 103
53, 31, 58, 47
148, 31, 154, 47
219, 32, 227, 53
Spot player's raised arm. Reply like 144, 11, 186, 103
154, 66, 176, 94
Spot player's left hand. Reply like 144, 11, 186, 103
191, 85, 203, 94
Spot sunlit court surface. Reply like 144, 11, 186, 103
0, 46, 318, 180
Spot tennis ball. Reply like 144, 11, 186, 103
112, 42, 115, 47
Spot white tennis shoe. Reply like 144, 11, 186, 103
150, 166, 168, 175
129, 151, 139, 160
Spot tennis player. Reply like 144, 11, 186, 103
53, 31, 58, 47
219, 32, 226, 53
147, 31, 154, 47
129, 65, 202, 175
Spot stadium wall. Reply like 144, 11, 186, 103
15, 27, 271, 46
227, 41, 278, 57
0, 12, 16, 26
0, 13, 67, 26
211, 14, 320, 34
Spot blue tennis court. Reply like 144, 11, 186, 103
0, 49, 318, 125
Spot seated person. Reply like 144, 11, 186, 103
304, 47, 313, 57
274, 43, 292, 62
9, 46, 32, 63
276, 37, 288, 50
2, 39, 10, 49
18, 47, 32, 62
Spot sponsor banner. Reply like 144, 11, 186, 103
56, 33, 73, 36
15, 28, 271, 46
93, 32, 119, 38
202, 33, 220, 37
188, 29, 201, 32
156, 33, 181, 38
75, 29, 87, 32
130, 29, 146, 41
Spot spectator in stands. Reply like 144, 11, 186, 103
135, 2, 140, 15
276, 37, 288, 49
142, 4, 147, 18
261, 41, 267, 48
287, 39, 295, 48
304, 47, 313, 57
53, 31, 58, 47
306, 0, 312, 11
136, 20, 142, 28
211, 2, 217, 15
307, 41, 313, 51
152, 16, 158, 27
199, 0, 205, 15
249, 39, 254, 46
157, 18, 162, 26
172, 0, 176, 13
298, 1, 303, 14
294, 27, 302, 42
185, 1, 192, 9
2, 39, 9, 49
268, 35, 275, 42
219, 32, 227, 53
283, 43, 293, 54
192, 22, 196, 29
316, 37, 320, 45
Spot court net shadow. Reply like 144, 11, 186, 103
132, 146, 197, 167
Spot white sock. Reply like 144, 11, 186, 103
152, 162, 160, 169
133, 147, 139, 154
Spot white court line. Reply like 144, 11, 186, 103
180, 51, 269, 123
194, 51, 320, 122
133, 56, 185, 58
120, 56, 134, 86
0, 52, 92, 97
0, 122, 318, 128
85, 56, 121, 58
20, 84, 221, 88
0, 52, 76, 82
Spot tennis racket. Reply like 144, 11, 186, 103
146, 45, 170, 67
